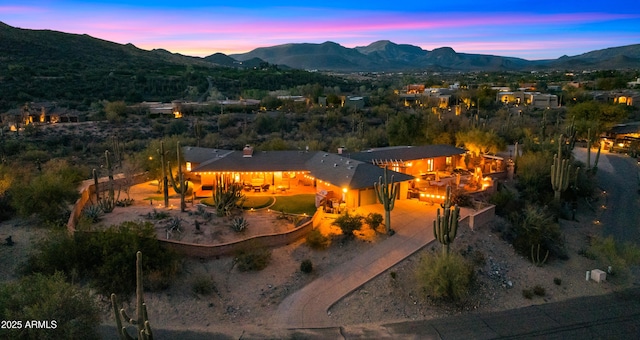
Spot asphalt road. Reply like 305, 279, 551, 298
596, 152, 640, 246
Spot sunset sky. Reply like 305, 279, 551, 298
2, 1, 639, 60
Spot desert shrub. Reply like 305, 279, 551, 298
588, 235, 640, 281
533, 285, 546, 296
9, 159, 83, 223
22, 221, 180, 297
191, 275, 217, 295
515, 151, 553, 203
364, 212, 384, 231
332, 212, 363, 238
416, 252, 475, 301
510, 205, 566, 261
306, 228, 330, 249
230, 216, 249, 232
522, 289, 534, 299
488, 186, 522, 217
450, 190, 473, 208
300, 259, 313, 273
235, 245, 272, 271
82, 204, 104, 223
553, 277, 562, 285
0, 272, 100, 339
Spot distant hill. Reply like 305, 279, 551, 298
230, 40, 640, 72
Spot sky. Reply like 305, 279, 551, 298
2, 1, 639, 60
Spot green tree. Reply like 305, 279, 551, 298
455, 128, 505, 156
105, 100, 128, 123
0, 272, 101, 339
9, 159, 83, 223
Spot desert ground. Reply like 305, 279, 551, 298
1, 180, 637, 339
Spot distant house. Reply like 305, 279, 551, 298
496, 91, 559, 108
1, 102, 82, 131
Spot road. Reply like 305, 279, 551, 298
595, 151, 640, 246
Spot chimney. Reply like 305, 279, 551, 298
242, 144, 253, 158
337, 146, 346, 155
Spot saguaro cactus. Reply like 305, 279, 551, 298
111, 251, 153, 340
586, 128, 602, 174
374, 166, 398, 235
168, 142, 189, 212
157, 141, 169, 208
551, 135, 571, 201
93, 168, 100, 201
433, 185, 460, 255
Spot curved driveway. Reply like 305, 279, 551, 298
594, 150, 640, 245
269, 199, 454, 328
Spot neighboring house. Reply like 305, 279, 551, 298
602, 122, 640, 154
183, 145, 413, 209
496, 91, 559, 108
1, 102, 82, 131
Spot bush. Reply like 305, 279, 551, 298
589, 235, 640, 281
191, 275, 217, 295
0, 272, 101, 339
364, 212, 384, 231
416, 252, 475, 301
554, 277, 562, 285
522, 289, 534, 299
450, 190, 473, 208
22, 221, 180, 297
235, 245, 272, 271
332, 212, 363, 238
300, 259, 313, 273
306, 228, 330, 249
511, 205, 566, 261
533, 285, 546, 296
9, 159, 83, 223
230, 216, 249, 232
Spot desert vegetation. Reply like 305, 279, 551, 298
1, 40, 640, 336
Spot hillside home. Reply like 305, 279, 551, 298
496, 91, 559, 108
183, 144, 471, 209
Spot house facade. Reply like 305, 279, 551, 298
183, 144, 468, 209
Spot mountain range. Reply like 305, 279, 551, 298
2, 21, 640, 73
230, 40, 640, 72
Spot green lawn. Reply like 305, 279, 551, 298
239, 196, 275, 209
270, 194, 317, 215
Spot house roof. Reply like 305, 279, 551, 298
348, 144, 466, 164
188, 147, 413, 190
182, 146, 234, 164
608, 122, 640, 135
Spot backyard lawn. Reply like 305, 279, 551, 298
270, 194, 317, 215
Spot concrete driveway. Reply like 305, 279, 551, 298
270, 199, 466, 328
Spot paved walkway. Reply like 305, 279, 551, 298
270, 199, 457, 328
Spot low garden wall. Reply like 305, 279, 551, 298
459, 203, 496, 230
159, 216, 315, 258
67, 173, 148, 232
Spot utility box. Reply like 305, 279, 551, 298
591, 269, 607, 283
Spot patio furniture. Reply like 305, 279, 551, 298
262, 184, 270, 192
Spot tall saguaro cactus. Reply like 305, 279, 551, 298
111, 251, 153, 340
157, 141, 169, 208
374, 166, 398, 235
168, 142, 189, 212
586, 128, 602, 174
433, 185, 460, 255
551, 135, 571, 202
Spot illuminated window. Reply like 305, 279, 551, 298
446, 157, 452, 166
186, 162, 191, 172
427, 159, 434, 172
